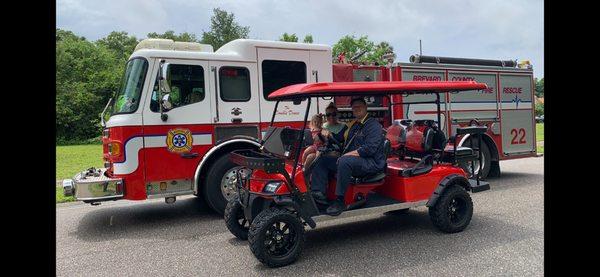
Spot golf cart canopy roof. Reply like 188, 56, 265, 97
267, 81, 488, 101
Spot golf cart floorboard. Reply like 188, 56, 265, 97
313, 192, 428, 223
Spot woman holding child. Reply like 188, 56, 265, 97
302, 102, 347, 171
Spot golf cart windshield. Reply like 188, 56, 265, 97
261, 126, 313, 159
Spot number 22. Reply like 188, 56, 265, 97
510, 128, 526, 144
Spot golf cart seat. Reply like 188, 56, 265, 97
442, 126, 487, 162
351, 138, 391, 184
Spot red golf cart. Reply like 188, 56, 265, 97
223, 81, 491, 267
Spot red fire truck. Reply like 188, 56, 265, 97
62, 38, 536, 214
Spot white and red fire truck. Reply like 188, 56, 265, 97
62, 38, 536, 214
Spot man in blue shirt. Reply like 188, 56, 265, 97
310, 97, 386, 216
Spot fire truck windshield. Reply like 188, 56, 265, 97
110, 58, 149, 115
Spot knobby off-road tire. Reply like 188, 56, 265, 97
248, 207, 305, 268
460, 138, 492, 180
203, 154, 240, 215
224, 195, 249, 240
429, 185, 473, 233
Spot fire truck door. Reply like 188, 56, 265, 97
141, 59, 214, 191
208, 61, 260, 127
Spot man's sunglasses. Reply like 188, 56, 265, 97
325, 112, 337, 117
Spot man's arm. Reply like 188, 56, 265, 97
356, 119, 384, 158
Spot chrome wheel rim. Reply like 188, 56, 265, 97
221, 166, 244, 201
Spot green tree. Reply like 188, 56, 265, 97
366, 41, 394, 65
332, 35, 375, 64
535, 77, 544, 98
56, 28, 124, 142
279, 33, 298, 42
147, 30, 199, 42
535, 102, 544, 116
96, 31, 139, 60
201, 8, 250, 50
332, 35, 394, 65
303, 34, 313, 43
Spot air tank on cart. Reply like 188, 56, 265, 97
410, 54, 517, 68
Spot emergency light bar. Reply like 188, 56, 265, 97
134, 38, 214, 53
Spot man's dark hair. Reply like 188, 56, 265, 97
350, 97, 367, 106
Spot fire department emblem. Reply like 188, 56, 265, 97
166, 128, 193, 153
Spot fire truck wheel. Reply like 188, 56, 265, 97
224, 195, 249, 240
248, 207, 305, 268
460, 138, 491, 180
428, 185, 473, 233
203, 154, 240, 215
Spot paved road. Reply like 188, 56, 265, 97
56, 157, 543, 276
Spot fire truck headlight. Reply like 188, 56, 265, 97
108, 142, 121, 156
263, 181, 283, 193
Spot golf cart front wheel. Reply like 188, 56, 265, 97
224, 195, 249, 240
429, 185, 473, 233
248, 207, 305, 268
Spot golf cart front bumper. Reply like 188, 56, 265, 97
62, 168, 124, 202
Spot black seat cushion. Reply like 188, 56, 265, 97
352, 171, 386, 184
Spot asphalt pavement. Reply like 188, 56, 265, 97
56, 156, 544, 276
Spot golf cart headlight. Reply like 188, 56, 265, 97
263, 181, 283, 193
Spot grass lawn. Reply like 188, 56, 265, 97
56, 186, 74, 203
56, 144, 103, 203
536, 123, 544, 153
56, 144, 104, 180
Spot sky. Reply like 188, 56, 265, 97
57, 0, 544, 78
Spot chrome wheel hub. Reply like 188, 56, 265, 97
221, 166, 245, 201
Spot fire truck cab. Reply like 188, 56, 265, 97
63, 39, 332, 214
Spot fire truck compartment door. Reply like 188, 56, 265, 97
499, 74, 536, 155
208, 61, 259, 125
447, 71, 499, 122
257, 48, 317, 124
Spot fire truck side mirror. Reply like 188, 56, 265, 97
161, 94, 173, 110
159, 62, 171, 93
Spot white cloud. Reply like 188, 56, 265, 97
56, 0, 543, 77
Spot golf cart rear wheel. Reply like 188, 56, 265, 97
429, 185, 473, 233
224, 195, 249, 240
248, 207, 305, 268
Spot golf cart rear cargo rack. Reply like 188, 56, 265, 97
230, 149, 286, 174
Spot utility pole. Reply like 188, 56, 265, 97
419, 39, 422, 56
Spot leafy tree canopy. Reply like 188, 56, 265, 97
147, 30, 199, 42
279, 33, 298, 42
201, 8, 250, 50
332, 35, 394, 65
